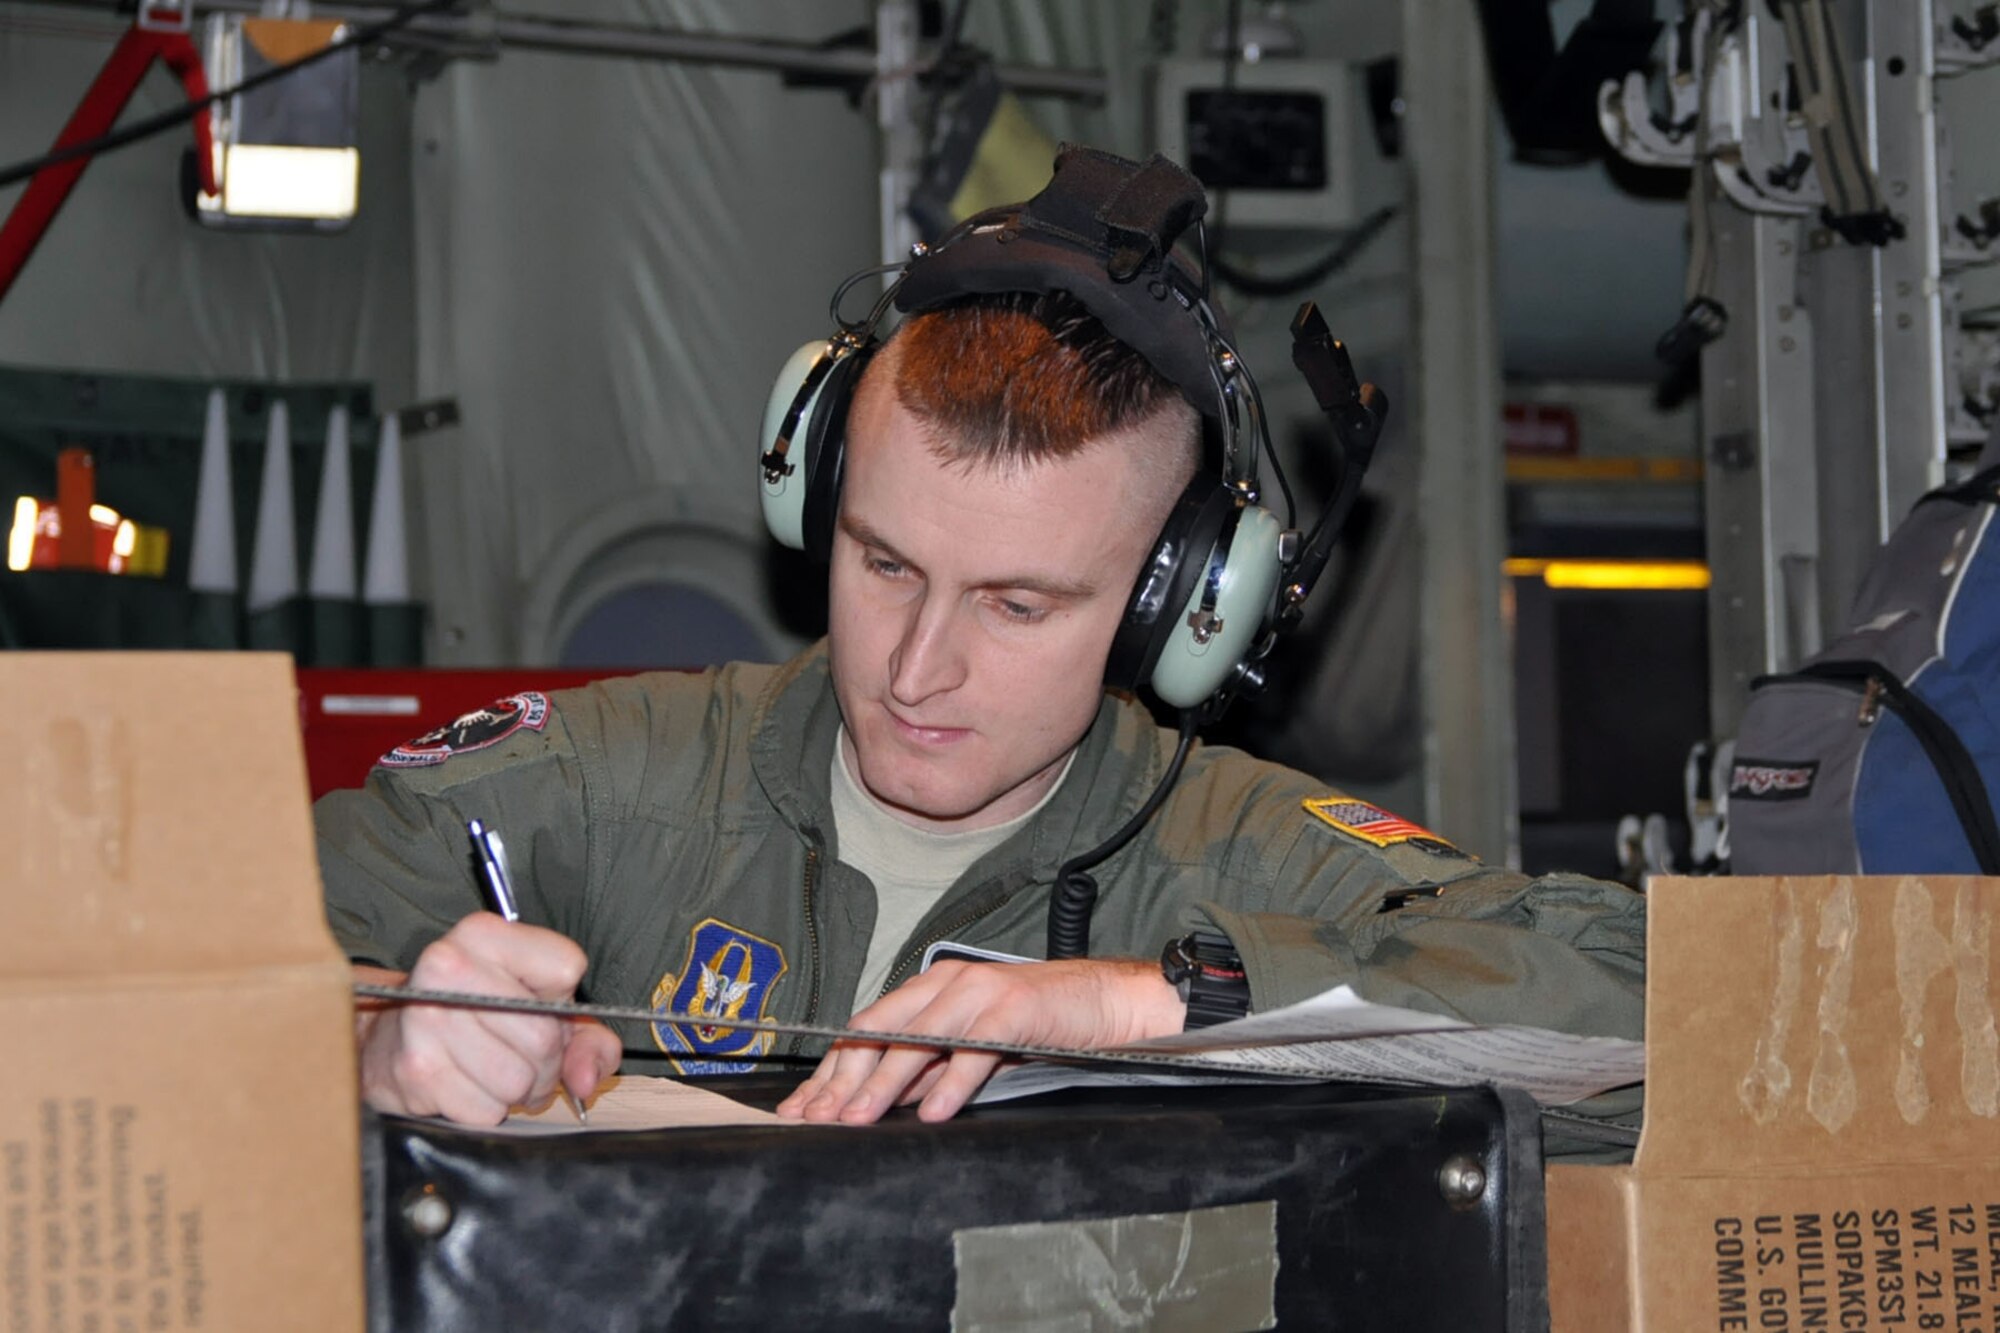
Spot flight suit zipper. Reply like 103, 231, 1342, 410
800, 844, 824, 1028
878, 885, 1024, 996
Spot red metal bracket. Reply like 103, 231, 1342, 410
0, 9, 217, 305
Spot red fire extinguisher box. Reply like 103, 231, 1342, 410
294, 666, 650, 800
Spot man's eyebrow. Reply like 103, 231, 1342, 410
840, 513, 1101, 600
841, 514, 919, 571
992, 570, 1100, 600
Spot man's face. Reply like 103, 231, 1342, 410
827, 377, 1170, 833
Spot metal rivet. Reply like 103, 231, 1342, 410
1437, 1155, 1488, 1208
403, 1188, 453, 1238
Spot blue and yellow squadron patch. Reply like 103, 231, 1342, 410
1303, 796, 1461, 855
650, 918, 790, 1075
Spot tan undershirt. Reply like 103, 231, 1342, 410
832, 729, 1074, 1014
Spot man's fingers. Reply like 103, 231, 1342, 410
780, 964, 1044, 1123
773, 960, 1179, 1126
381, 1008, 536, 1125
428, 912, 590, 1001
893, 1062, 949, 1108
425, 1058, 522, 1127
361, 914, 597, 1123
795, 1042, 889, 1121
915, 1050, 1003, 1123
842, 988, 999, 1122
777, 978, 959, 1120
838, 1043, 947, 1124
561, 1019, 622, 1107
774, 1052, 839, 1118
469, 1002, 568, 1069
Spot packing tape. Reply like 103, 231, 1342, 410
950, 1200, 1279, 1332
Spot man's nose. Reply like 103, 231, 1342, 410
888, 594, 968, 706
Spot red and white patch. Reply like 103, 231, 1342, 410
379, 692, 550, 768
1728, 758, 1819, 801
1303, 796, 1457, 852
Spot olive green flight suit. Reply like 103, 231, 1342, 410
317, 643, 1645, 1136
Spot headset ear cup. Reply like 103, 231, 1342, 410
758, 340, 874, 559
799, 349, 870, 562
1106, 476, 1234, 692
1148, 502, 1286, 710
759, 341, 837, 551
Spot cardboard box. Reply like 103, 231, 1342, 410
0, 653, 363, 1331
1549, 875, 2000, 1333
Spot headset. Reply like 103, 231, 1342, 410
755, 145, 1387, 956
757, 145, 1347, 713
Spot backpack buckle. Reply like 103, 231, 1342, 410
1858, 676, 1885, 725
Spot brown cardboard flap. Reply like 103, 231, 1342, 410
1639, 875, 2000, 1173
0, 653, 335, 977
0, 965, 363, 1331
1545, 1164, 1637, 1331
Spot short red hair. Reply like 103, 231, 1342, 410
883, 291, 1200, 473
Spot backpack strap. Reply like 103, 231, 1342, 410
1756, 659, 2000, 873
1919, 461, 2000, 507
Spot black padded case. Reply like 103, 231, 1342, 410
362, 1078, 1549, 1332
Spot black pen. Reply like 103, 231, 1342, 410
466, 818, 588, 1123
468, 818, 519, 919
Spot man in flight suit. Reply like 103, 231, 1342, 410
316, 147, 1646, 1130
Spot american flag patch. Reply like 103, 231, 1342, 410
1303, 796, 1455, 851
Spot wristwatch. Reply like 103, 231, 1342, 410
1160, 930, 1251, 1030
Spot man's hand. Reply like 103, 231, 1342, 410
352, 913, 622, 1126
774, 957, 1185, 1126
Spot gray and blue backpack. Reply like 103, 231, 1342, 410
1728, 445, 2000, 874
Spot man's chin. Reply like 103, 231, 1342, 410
861, 772, 983, 825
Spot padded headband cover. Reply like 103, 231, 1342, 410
892, 145, 1227, 411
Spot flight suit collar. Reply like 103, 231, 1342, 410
745, 642, 843, 851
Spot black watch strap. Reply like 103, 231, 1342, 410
1160, 930, 1250, 1030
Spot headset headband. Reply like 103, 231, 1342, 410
894, 145, 1230, 424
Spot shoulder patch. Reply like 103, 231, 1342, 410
1303, 796, 1460, 855
379, 691, 551, 768
651, 918, 790, 1075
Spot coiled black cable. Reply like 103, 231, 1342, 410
1046, 710, 1201, 959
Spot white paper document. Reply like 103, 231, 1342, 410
486, 1075, 794, 1135
977, 984, 1645, 1107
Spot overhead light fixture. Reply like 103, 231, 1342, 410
185, 16, 360, 231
